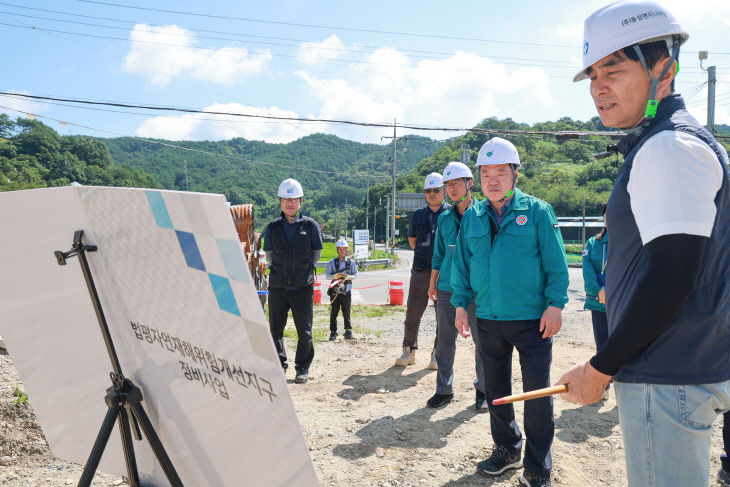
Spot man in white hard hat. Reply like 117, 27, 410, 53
325, 239, 358, 341
395, 173, 450, 368
264, 178, 323, 384
425, 161, 486, 411
558, 2, 730, 486
451, 138, 568, 487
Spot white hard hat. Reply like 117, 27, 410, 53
574, 0, 688, 82
335, 239, 348, 248
442, 161, 473, 182
277, 178, 304, 198
476, 137, 521, 167
424, 173, 444, 189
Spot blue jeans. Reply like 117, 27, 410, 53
477, 318, 553, 476
615, 380, 730, 486
434, 290, 483, 396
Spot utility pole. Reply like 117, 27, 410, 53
385, 197, 390, 253
391, 119, 397, 255
374, 197, 379, 244
344, 195, 349, 236
700, 51, 716, 134
381, 120, 408, 255
365, 179, 370, 232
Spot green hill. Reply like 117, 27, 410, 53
0, 115, 159, 191
102, 133, 440, 231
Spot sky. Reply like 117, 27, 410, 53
1, 0, 729, 145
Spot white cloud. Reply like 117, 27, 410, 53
122, 24, 272, 86
296, 48, 554, 141
296, 35, 346, 65
135, 47, 556, 144
136, 103, 323, 143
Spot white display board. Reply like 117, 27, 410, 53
0, 186, 318, 487
353, 245, 369, 259
352, 229, 369, 245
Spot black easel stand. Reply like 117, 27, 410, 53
55, 230, 183, 487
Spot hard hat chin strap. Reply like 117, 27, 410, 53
458, 178, 472, 202
496, 166, 517, 203
634, 36, 680, 127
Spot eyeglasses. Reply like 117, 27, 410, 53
424, 188, 442, 194
445, 181, 464, 189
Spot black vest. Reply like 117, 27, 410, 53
606, 94, 730, 384
268, 216, 316, 288
411, 204, 450, 271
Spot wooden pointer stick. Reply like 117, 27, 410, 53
492, 385, 568, 405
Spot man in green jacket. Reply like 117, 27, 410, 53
425, 161, 486, 410
451, 137, 569, 487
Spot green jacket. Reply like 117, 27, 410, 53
582, 234, 608, 312
450, 188, 569, 320
431, 200, 474, 292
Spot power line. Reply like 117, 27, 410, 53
0, 91, 629, 137
0, 104, 398, 179
0, 5, 583, 66
76, 0, 576, 48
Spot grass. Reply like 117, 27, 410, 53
566, 253, 582, 265
268, 304, 405, 342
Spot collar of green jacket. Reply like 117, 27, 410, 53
474, 187, 528, 217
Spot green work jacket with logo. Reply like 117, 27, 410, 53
450, 188, 569, 320
431, 199, 476, 293
582, 234, 608, 312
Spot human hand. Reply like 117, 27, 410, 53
598, 288, 606, 304
455, 307, 470, 338
539, 306, 562, 338
557, 362, 612, 405
427, 284, 438, 301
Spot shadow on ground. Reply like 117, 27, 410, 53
332, 403, 483, 459
338, 365, 434, 400
555, 401, 619, 443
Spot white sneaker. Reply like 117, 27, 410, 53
428, 350, 438, 370
395, 347, 415, 366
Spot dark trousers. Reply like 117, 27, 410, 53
330, 292, 352, 331
720, 411, 730, 472
477, 318, 553, 476
268, 286, 314, 372
403, 268, 437, 350
591, 310, 609, 353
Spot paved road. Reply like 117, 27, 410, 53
327, 247, 586, 305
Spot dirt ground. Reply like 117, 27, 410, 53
1, 298, 728, 486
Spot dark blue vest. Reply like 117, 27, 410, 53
606, 94, 730, 384
268, 216, 316, 288
411, 204, 449, 271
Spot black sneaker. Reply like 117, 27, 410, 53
520, 472, 551, 487
477, 445, 522, 475
343, 330, 354, 340
329, 331, 338, 341
426, 393, 453, 408
718, 468, 730, 487
475, 387, 489, 411
294, 369, 309, 384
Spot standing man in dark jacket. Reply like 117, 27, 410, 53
264, 178, 323, 384
395, 173, 450, 368
559, 2, 730, 486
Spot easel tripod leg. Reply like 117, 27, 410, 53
118, 406, 141, 487
78, 406, 119, 487
129, 402, 184, 487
